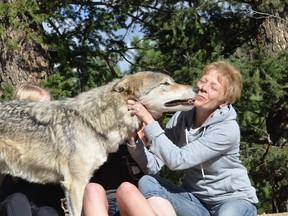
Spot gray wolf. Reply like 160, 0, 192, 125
0, 71, 196, 216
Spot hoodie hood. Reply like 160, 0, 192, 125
185, 104, 237, 130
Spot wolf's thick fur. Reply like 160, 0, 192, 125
0, 72, 195, 216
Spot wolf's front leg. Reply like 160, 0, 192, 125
61, 179, 87, 216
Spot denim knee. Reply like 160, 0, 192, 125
138, 175, 212, 216
210, 199, 257, 216
138, 175, 164, 198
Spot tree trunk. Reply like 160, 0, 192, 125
257, 9, 288, 52
0, 0, 51, 98
257, 6, 288, 213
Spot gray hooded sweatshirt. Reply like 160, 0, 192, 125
128, 105, 258, 205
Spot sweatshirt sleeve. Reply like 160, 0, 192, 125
126, 112, 183, 174
127, 138, 165, 174
145, 120, 240, 170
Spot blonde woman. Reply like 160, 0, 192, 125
127, 61, 258, 216
12, 83, 51, 102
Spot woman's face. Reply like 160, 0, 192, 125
194, 69, 227, 111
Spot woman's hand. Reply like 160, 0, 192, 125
127, 123, 151, 149
127, 99, 155, 125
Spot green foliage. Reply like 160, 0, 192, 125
241, 142, 288, 214
225, 48, 287, 213
0, 85, 14, 100
128, 0, 263, 86
256, 0, 288, 12
129, 37, 167, 73
44, 56, 122, 99
0, 0, 47, 46
41, 1, 131, 92
160, 166, 184, 186
230, 47, 287, 144
130, 36, 205, 85
43, 73, 79, 100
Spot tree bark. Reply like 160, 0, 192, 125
0, 0, 51, 98
257, 9, 288, 52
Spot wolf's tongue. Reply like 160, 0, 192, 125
164, 99, 194, 107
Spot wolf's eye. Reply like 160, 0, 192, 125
162, 82, 170, 86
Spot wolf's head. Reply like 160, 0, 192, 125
113, 71, 196, 118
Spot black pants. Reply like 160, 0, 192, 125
0, 193, 59, 216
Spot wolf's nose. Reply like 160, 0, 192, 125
192, 87, 199, 93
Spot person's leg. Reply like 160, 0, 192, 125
146, 196, 176, 216
138, 175, 210, 216
116, 182, 157, 216
82, 183, 110, 216
34, 206, 59, 216
0, 193, 32, 216
211, 199, 257, 216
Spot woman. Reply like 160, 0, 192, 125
126, 61, 258, 216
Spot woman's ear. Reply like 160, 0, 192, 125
219, 101, 229, 108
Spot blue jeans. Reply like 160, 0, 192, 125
106, 190, 120, 216
138, 175, 257, 216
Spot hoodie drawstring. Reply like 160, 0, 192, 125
185, 127, 206, 181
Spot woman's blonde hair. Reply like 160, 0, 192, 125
199, 61, 243, 104
12, 84, 50, 101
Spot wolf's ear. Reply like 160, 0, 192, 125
113, 80, 128, 93
113, 75, 141, 96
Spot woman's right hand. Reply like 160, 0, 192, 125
127, 99, 155, 125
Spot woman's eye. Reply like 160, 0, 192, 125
211, 85, 218, 91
